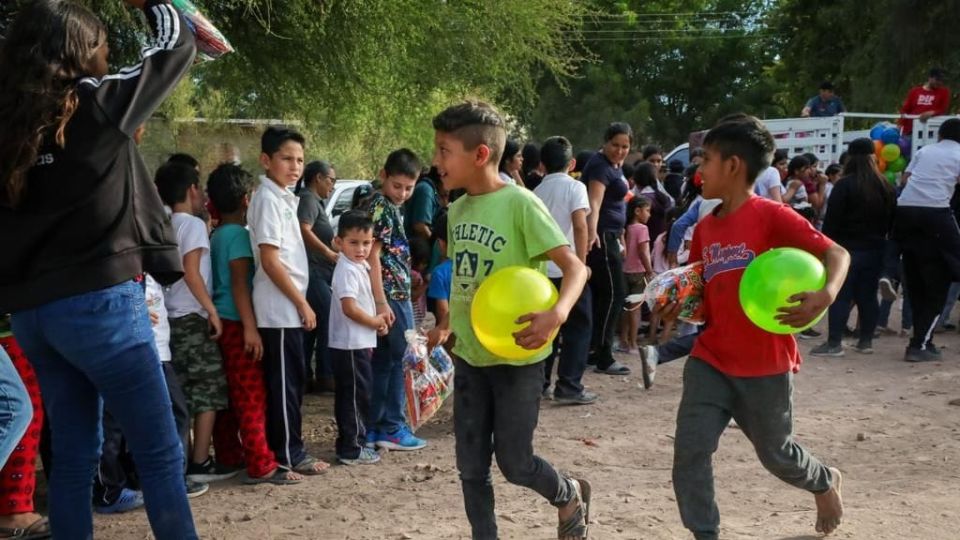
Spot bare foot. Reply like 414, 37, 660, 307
814, 467, 844, 535
0, 511, 44, 530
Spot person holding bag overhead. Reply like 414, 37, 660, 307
0, 1, 200, 538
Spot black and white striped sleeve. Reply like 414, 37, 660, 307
79, 0, 197, 137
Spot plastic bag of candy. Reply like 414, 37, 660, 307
403, 331, 455, 431
171, 0, 234, 61
642, 262, 706, 324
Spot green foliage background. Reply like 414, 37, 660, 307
3, 0, 958, 174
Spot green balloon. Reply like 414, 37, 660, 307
738, 248, 827, 335
885, 170, 898, 185
880, 143, 901, 162
887, 156, 907, 173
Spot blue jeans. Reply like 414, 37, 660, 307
11, 281, 196, 540
304, 267, 333, 381
0, 345, 31, 468
827, 247, 883, 345
369, 298, 413, 434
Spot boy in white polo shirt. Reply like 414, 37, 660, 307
533, 136, 598, 405
248, 126, 328, 474
328, 211, 390, 465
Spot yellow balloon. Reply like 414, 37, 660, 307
470, 266, 559, 361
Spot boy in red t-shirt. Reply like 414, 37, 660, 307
659, 115, 850, 540
899, 67, 951, 135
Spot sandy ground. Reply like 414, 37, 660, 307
87, 314, 960, 540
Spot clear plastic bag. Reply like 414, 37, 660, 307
170, 0, 234, 61
642, 262, 706, 324
403, 331, 454, 431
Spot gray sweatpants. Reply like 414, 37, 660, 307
673, 358, 834, 540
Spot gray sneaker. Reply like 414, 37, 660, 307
810, 342, 844, 357
905, 346, 941, 363
878, 278, 898, 301
554, 390, 599, 405
338, 447, 381, 466
854, 340, 874, 354
185, 480, 209, 499
639, 345, 659, 389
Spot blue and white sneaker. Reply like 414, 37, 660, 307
338, 447, 382, 466
364, 429, 381, 449
377, 426, 427, 451
94, 488, 145, 514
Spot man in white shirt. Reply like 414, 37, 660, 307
248, 127, 327, 474
892, 118, 960, 362
533, 136, 598, 405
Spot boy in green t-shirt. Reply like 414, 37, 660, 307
427, 101, 591, 540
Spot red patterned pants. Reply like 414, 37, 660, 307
0, 337, 42, 515
213, 320, 278, 478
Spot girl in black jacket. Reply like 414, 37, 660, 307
0, 1, 198, 538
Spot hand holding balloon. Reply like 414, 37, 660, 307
775, 289, 833, 328
513, 309, 563, 351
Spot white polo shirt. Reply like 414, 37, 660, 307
248, 176, 309, 328
898, 139, 960, 208
329, 256, 377, 350
533, 173, 589, 278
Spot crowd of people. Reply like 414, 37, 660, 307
1, 2, 959, 540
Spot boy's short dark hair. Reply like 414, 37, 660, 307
155, 161, 200, 207
819, 81, 835, 91
167, 153, 199, 169
207, 163, 255, 214
432, 101, 507, 164
383, 148, 421, 179
702, 115, 776, 185
337, 210, 373, 237
939, 118, 960, 143
261, 126, 306, 156
540, 136, 573, 174
930, 67, 946, 81
825, 163, 842, 176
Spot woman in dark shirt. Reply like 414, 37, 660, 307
812, 138, 896, 357
584, 122, 632, 375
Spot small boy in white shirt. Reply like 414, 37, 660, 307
155, 161, 235, 484
328, 211, 390, 465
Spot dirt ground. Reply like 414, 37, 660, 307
91, 314, 960, 540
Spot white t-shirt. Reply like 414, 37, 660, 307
498, 171, 516, 185
898, 139, 960, 208
165, 212, 211, 318
145, 275, 171, 362
754, 166, 782, 199
248, 176, 310, 328
533, 173, 590, 278
328, 257, 377, 350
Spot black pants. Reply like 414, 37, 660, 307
543, 278, 592, 398
893, 206, 960, 350
827, 246, 884, 346
260, 328, 307, 468
453, 357, 574, 540
93, 410, 138, 506
331, 348, 372, 459
304, 268, 334, 382
586, 230, 625, 369
673, 358, 833, 540
162, 361, 190, 473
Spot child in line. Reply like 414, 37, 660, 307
660, 114, 847, 539
208, 163, 303, 485
619, 197, 654, 354
248, 127, 329, 474
328, 210, 390, 465
533, 135, 597, 405
364, 149, 427, 451
155, 161, 237, 484
427, 101, 591, 540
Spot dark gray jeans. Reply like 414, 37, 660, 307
454, 357, 574, 540
673, 358, 833, 540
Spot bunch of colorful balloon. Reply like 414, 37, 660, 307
868, 124, 910, 185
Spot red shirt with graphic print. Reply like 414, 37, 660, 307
899, 85, 951, 134
689, 196, 834, 377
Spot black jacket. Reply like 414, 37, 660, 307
822, 174, 896, 251
0, 0, 196, 313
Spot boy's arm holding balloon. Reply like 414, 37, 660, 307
513, 246, 587, 351
775, 243, 849, 328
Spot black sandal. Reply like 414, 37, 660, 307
557, 478, 591, 540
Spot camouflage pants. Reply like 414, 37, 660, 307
169, 314, 228, 413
